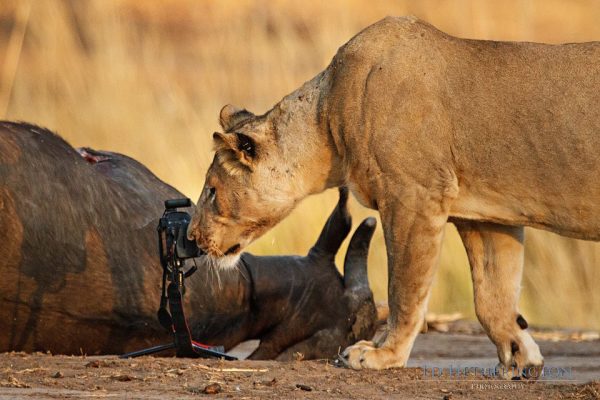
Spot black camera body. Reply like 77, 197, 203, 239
158, 198, 203, 270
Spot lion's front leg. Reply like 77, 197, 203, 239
341, 192, 448, 369
455, 221, 543, 379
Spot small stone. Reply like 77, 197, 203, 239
52, 371, 63, 378
203, 383, 222, 394
296, 383, 313, 391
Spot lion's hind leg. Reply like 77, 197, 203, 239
455, 221, 543, 379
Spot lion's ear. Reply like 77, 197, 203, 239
219, 104, 255, 131
212, 131, 233, 149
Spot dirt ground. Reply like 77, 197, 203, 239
1, 329, 599, 399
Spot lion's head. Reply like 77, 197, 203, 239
188, 72, 343, 266
187, 104, 305, 266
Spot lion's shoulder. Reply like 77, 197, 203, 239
332, 16, 448, 65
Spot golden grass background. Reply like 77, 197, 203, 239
1, 0, 599, 329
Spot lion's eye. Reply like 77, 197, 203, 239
208, 187, 216, 202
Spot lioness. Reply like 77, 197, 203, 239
188, 16, 600, 376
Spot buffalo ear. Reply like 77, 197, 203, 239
219, 104, 255, 131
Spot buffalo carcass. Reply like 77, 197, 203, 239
0, 121, 377, 359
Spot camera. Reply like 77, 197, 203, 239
158, 198, 204, 269
120, 198, 234, 360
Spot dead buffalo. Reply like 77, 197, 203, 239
0, 121, 377, 359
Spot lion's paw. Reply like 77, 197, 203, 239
338, 340, 406, 370
497, 332, 544, 380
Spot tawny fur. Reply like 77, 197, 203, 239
190, 16, 599, 375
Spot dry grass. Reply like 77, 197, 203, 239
1, 0, 599, 329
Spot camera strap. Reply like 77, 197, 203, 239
157, 270, 172, 330
167, 278, 197, 357
157, 233, 173, 330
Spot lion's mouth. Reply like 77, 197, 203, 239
197, 242, 241, 258
224, 243, 241, 256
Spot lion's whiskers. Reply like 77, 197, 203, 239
196, 253, 242, 291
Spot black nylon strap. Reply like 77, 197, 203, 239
167, 280, 196, 357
